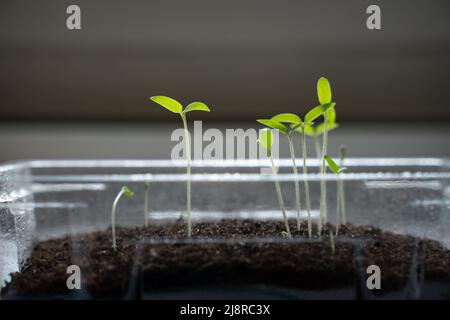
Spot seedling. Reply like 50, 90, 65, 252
144, 182, 150, 227
324, 154, 347, 236
258, 128, 292, 238
257, 114, 302, 231
150, 96, 210, 237
305, 77, 336, 235
111, 186, 134, 251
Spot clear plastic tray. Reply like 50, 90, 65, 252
1, 158, 449, 299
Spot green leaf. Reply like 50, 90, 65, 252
296, 124, 316, 136
317, 77, 332, 105
271, 113, 302, 124
305, 102, 336, 123
257, 119, 289, 135
324, 156, 340, 174
122, 186, 134, 197
314, 121, 339, 136
184, 102, 210, 113
258, 128, 273, 153
326, 106, 336, 123
290, 123, 302, 131
150, 96, 183, 114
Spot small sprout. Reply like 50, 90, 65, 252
258, 128, 292, 238
306, 76, 336, 235
150, 96, 211, 237
258, 115, 302, 232
144, 182, 150, 227
324, 154, 348, 236
111, 186, 134, 251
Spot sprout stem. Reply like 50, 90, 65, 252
339, 154, 347, 225
269, 154, 292, 238
301, 129, 312, 238
319, 115, 329, 235
144, 182, 149, 227
181, 114, 192, 237
336, 178, 341, 236
111, 189, 125, 251
288, 136, 301, 232
313, 135, 322, 164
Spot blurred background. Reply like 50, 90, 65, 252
0, 0, 449, 161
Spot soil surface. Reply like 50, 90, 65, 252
4, 219, 450, 299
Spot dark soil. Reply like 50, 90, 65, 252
4, 219, 450, 299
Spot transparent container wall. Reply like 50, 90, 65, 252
1, 158, 450, 298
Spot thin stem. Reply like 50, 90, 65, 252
313, 135, 322, 166
144, 183, 149, 227
288, 136, 301, 232
111, 189, 125, 251
181, 114, 192, 237
319, 115, 328, 235
269, 154, 292, 238
340, 179, 346, 225
301, 129, 312, 238
339, 155, 346, 225
335, 178, 341, 237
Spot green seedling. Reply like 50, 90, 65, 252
150, 96, 210, 237
257, 114, 302, 231
293, 121, 315, 238
324, 154, 347, 236
305, 77, 336, 235
111, 186, 134, 251
144, 182, 150, 227
258, 128, 292, 238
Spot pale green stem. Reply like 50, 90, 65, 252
181, 114, 192, 237
288, 136, 301, 232
144, 184, 149, 227
301, 129, 312, 238
339, 156, 347, 225
340, 179, 346, 225
111, 189, 125, 251
335, 178, 341, 237
313, 135, 322, 166
319, 115, 328, 235
269, 154, 292, 238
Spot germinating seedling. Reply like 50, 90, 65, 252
258, 128, 292, 238
305, 77, 336, 235
150, 96, 210, 237
111, 186, 134, 251
144, 182, 150, 227
257, 114, 302, 231
324, 154, 347, 236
